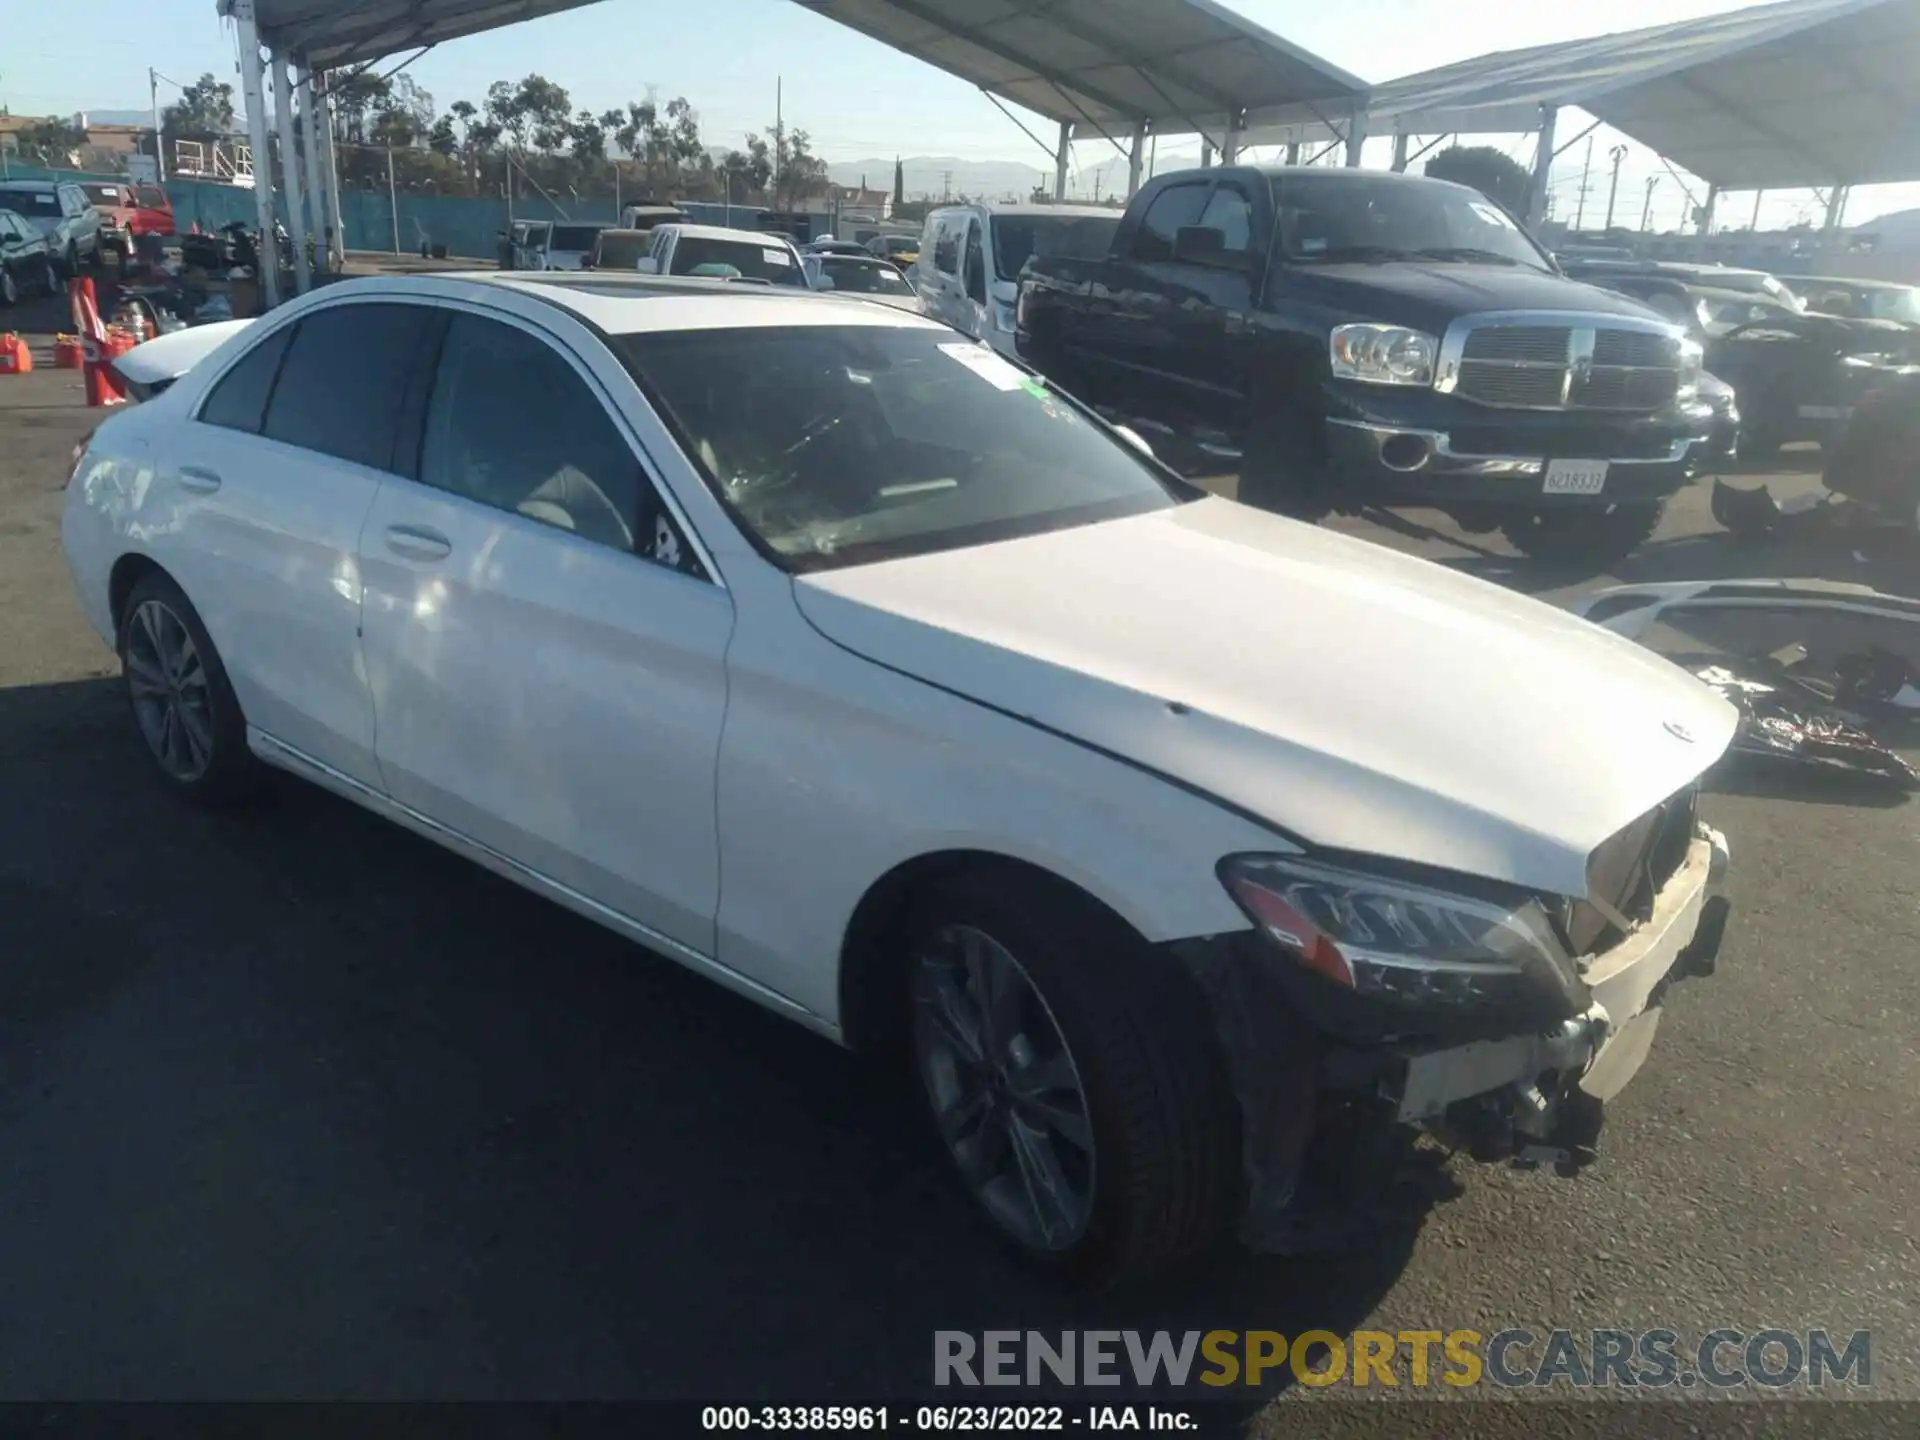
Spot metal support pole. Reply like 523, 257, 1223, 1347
1604, 145, 1628, 230
1127, 120, 1146, 198
1053, 120, 1070, 201
1526, 104, 1557, 225
296, 61, 328, 275
1698, 182, 1719, 236
316, 76, 345, 268
1823, 184, 1848, 232
1751, 189, 1764, 230
388, 147, 400, 252
1345, 106, 1369, 167
1199, 140, 1213, 169
1285, 142, 1300, 165
225, 0, 280, 308
1219, 111, 1242, 166
270, 49, 311, 294
150, 68, 167, 182
1391, 132, 1409, 172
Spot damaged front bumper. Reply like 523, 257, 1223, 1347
1169, 824, 1731, 1249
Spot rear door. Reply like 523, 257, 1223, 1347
356, 304, 733, 957
153, 299, 438, 785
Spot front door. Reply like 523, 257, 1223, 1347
356, 304, 733, 957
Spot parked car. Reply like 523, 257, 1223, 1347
637, 224, 809, 286
1641, 262, 1805, 311
531, 221, 610, 272
618, 203, 691, 233
914, 203, 1120, 356
497, 219, 550, 270
0, 178, 102, 274
805, 237, 872, 257
586, 228, 655, 270
1782, 276, 1920, 328
81, 181, 141, 267
803, 252, 924, 311
867, 234, 920, 268
0, 207, 61, 305
1017, 166, 1713, 565
62, 271, 1735, 1286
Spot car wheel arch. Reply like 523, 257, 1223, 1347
109, 553, 169, 640
836, 848, 1148, 1058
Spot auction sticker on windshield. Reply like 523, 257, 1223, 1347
940, 342, 1026, 391
762, 248, 791, 266
1544, 459, 1608, 494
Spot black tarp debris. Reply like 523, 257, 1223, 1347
1694, 649, 1919, 791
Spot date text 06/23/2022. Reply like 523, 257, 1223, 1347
702, 1406, 1200, 1432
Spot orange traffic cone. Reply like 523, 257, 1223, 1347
70, 276, 125, 406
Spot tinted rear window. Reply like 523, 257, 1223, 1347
0, 188, 61, 216
83, 184, 125, 206
669, 237, 807, 286
261, 303, 437, 471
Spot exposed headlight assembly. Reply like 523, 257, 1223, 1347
1676, 336, 1704, 399
1329, 323, 1438, 387
1219, 854, 1576, 1009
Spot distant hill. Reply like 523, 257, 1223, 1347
827, 148, 1210, 205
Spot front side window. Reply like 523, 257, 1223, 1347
419, 313, 697, 571
667, 236, 807, 286
819, 258, 914, 295
620, 324, 1186, 572
550, 224, 605, 252
260, 303, 436, 470
198, 323, 295, 434
1131, 184, 1210, 263
933, 218, 961, 275
1278, 174, 1551, 271
991, 215, 1119, 278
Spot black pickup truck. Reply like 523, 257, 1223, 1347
1016, 166, 1717, 565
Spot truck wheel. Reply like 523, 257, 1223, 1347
906, 871, 1241, 1287
1238, 398, 1332, 522
1501, 500, 1666, 571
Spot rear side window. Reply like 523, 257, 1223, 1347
933, 217, 961, 275
1131, 183, 1210, 262
261, 303, 436, 471
198, 324, 295, 434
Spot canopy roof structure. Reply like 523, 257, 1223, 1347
1240, 0, 1920, 191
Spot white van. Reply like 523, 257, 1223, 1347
912, 203, 1121, 354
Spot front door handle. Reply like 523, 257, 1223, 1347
384, 524, 452, 562
177, 465, 222, 493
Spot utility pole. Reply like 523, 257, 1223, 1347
773, 76, 784, 201
1640, 175, 1659, 232
150, 68, 167, 182
1603, 144, 1628, 230
1751, 189, 1765, 230
1572, 134, 1594, 229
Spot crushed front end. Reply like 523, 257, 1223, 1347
1168, 797, 1731, 1253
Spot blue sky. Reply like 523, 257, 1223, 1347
6, 0, 1915, 229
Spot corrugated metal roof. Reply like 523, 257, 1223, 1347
1240, 0, 1920, 190
240, 0, 1367, 130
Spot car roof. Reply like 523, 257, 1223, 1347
1792, 275, 1910, 291
928, 202, 1118, 219
664, 223, 801, 244
323, 271, 944, 334
0, 179, 59, 191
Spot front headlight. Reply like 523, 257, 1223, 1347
1676, 336, 1703, 400
1329, 323, 1438, 387
1219, 854, 1575, 1008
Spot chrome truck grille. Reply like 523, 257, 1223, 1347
1437, 312, 1685, 412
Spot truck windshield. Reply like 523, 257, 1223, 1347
550, 225, 606, 252
619, 325, 1183, 571
670, 237, 809, 287
993, 215, 1121, 278
1278, 175, 1550, 271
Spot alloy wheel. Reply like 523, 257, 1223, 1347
124, 599, 216, 782
911, 924, 1097, 1252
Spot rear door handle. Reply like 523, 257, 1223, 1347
177, 465, 222, 493
384, 524, 452, 562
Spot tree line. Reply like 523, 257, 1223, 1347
155, 69, 836, 210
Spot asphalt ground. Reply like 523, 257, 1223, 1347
1, 288, 1916, 1431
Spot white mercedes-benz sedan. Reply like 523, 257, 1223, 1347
63, 273, 1738, 1286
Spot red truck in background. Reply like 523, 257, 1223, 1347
81, 181, 176, 268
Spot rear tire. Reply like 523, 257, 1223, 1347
1501, 500, 1666, 571
906, 872, 1241, 1288
117, 571, 261, 806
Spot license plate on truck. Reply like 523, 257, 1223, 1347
1544, 460, 1608, 495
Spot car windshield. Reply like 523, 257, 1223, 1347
134, 185, 170, 208
550, 225, 605, 251
992, 215, 1120, 277
619, 325, 1184, 571
82, 184, 125, 206
819, 258, 914, 295
1278, 175, 1550, 270
0, 188, 61, 217
593, 232, 652, 268
1868, 288, 1920, 324
668, 237, 807, 287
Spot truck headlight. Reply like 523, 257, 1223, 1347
1330, 324, 1438, 387
1219, 854, 1575, 1007
1677, 336, 1704, 399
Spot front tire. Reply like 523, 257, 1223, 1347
117, 572, 260, 805
1501, 500, 1666, 571
906, 873, 1240, 1287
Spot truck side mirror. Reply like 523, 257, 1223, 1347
1172, 225, 1230, 266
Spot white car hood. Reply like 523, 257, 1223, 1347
793, 498, 1738, 899
113, 319, 256, 386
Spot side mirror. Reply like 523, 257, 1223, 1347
636, 257, 660, 274
1171, 225, 1230, 265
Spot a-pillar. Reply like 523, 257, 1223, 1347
1127, 121, 1147, 198
296, 60, 329, 275
223, 0, 280, 308
1526, 103, 1557, 225
270, 47, 311, 293
1053, 120, 1070, 201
